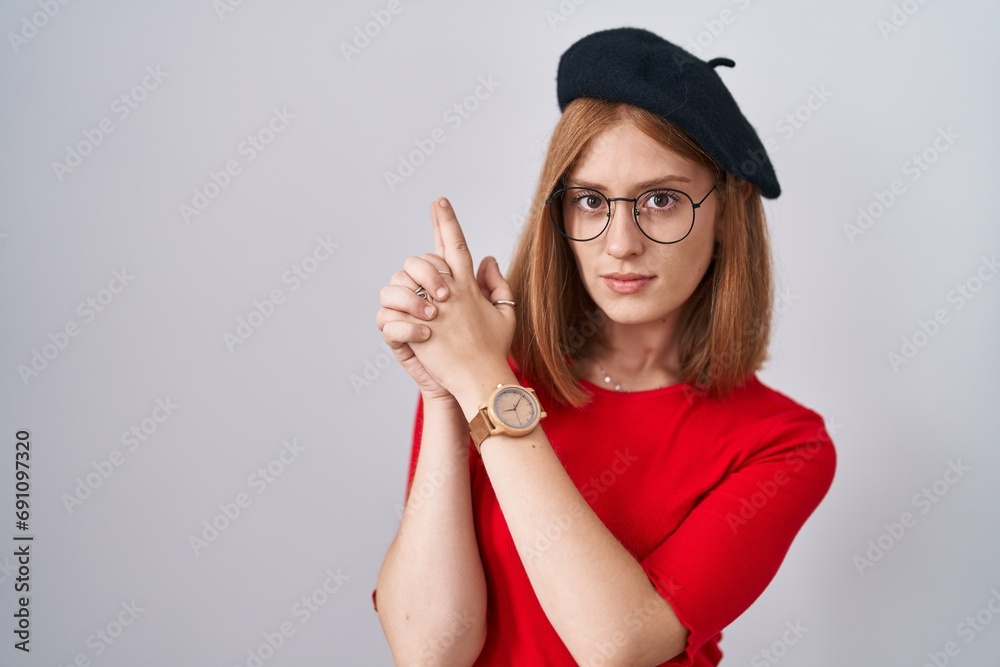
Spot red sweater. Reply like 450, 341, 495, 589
374, 358, 836, 665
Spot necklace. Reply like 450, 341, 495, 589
594, 362, 672, 392
597, 365, 625, 391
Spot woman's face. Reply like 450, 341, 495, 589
564, 120, 719, 328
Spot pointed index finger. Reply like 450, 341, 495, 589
431, 198, 475, 280
432, 202, 445, 258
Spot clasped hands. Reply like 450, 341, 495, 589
375, 198, 516, 404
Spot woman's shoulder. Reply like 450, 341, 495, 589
714, 373, 826, 422
718, 375, 837, 470
688, 373, 836, 458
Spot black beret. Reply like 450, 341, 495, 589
556, 27, 780, 199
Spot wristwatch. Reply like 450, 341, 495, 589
469, 383, 547, 453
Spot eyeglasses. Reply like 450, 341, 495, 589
546, 183, 717, 244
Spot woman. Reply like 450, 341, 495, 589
372, 27, 836, 666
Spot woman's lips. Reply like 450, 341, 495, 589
602, 275, 654, 294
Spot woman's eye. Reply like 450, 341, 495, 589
572, 193, 604, 212
647, 191, 678, 209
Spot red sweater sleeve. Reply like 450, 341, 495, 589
403, 391, 426, 501
640, 409, 837, 664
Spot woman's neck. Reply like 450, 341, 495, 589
575, 320, 682, 390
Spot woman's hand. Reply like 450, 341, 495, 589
375, 198, 515, 402
376, 251, 454, 401
409, 198, 515, 399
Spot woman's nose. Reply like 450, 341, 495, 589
603, 202, 645, 257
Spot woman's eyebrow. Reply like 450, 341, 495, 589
566, 175, 693, 190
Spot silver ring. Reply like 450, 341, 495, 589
438, 271, 452, 276
492, 300, 516, 309
414, 286, 429, 300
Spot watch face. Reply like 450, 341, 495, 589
492, 387, 539, 429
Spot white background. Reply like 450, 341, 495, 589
1, 1, 998, 665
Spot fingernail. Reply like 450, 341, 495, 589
436, 287, 448, 299
438, 198, 450, 209
423, 305, 435, 318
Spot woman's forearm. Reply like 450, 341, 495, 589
376, 395, 487, 666
453, 367, 687, 666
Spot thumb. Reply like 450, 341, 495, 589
476, 255, 494, 300
481, 256, 514, 309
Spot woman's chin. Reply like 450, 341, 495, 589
596, 304, 666, 326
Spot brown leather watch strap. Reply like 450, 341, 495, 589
469, 409, 493, 453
